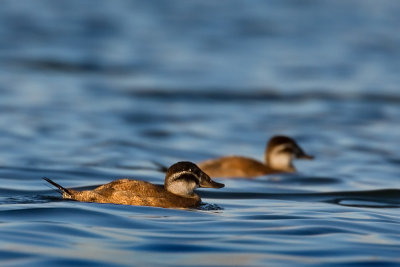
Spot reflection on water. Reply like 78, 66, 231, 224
1, 0, 400, 266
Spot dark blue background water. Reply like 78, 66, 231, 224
1, 1, 400, 266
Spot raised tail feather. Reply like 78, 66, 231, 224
150, 160, 168, 172
43, 177, 72, 196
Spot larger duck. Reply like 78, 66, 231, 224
198, 135, 314, 178
44, 161, 224, 209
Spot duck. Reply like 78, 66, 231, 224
44, 161, 224, 209
197, 135, 314, 178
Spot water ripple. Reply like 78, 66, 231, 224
1, 0, 400, 266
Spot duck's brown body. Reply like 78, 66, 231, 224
197, 136, 313, 178
198, 156, 280, 178
44, 161, 224, 209
62, 179, 200, 208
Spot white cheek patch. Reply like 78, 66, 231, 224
167, 180, 198, 197
269, 145, 293, 170
270, 153, 291, 169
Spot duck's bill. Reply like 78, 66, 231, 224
298, 153, 314, 160
200, 179, 225, 189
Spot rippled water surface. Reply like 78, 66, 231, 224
1, 1, 400, 266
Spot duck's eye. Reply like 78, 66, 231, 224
279, 146, 293, 153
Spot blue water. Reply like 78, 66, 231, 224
1, 0, 400, 266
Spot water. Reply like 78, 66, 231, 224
1, 0, 400, 266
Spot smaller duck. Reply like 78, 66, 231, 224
44, 161, 224, 209
198, 135, 314, 178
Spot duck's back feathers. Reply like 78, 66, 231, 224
46, 178, 200, 208
198, 156, 274, 178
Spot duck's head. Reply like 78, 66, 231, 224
265, 135, 314, 172
164, 161, 224, 197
